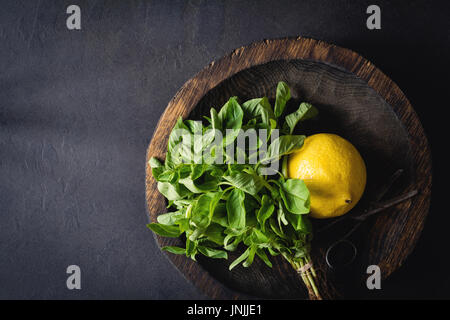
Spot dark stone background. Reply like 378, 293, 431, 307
0, 0, 448, 299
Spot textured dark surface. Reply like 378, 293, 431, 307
0, 0, 448, 299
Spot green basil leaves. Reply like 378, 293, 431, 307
148, 81, 318, 271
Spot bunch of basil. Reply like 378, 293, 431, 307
149, 82, 321, 298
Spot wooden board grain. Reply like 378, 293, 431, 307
145, 37, 432, 299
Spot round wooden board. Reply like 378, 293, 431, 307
145, 37, 432, 299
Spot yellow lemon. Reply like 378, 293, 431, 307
287, 133, 366, 219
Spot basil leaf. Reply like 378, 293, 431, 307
188, 228, 203, 242
185, 236, 197, 259
256, 248, 272, 268
262, 135, 305, 163
223, 172, 264, 196
156, 169, 176, 183
251, 228, 270, 245
243, 193, 259, 217
293, 246, 308, 259
172, 199, 194, 210
224, 233, 244, 251
190, 164, 206, 180
242, 97, 275, 126
204, 223, 226, 245
157, 181, 190, 201
243, 245, 257, 267
227, 188, 246, 230
166, 117, 192, 168
179, 172, 219, 193
191, 192, 222, 229
162, 246, 186, 255
177, 218, 190, 233
157, 211, 184, 225
257, 195, 275, 232
269, 218, 286, 239
177, 165, 192, 179
229, 247, 250, 270
149, 157, 164, 180
185, 120, 203, 134
198, 246, 228, 259
285, 211, 312, 233
211, 202, 228, 227
193, 128, 217, 158
147, 223, 182, 238
208, 165, 225, 178
210, 108, 221, 131
218, 97, 244, 130
284, 102, 318, 134
218, 97, 244, 145
274, 81, 291, 118
277, 201, 289, 228
279, 179, 310, 214
149, 157, 163, 168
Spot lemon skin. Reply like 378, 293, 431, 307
287, 133, 367, 219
